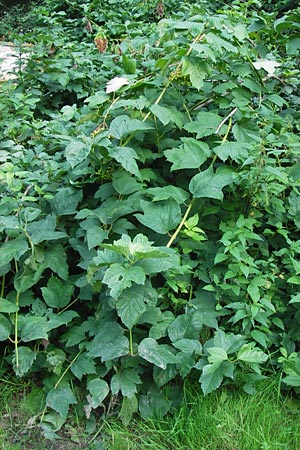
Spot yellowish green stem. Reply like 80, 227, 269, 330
167, 199, 194, 248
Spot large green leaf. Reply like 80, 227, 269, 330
111, 369, 142, 398
108, 146, 140, 177
181, 57, 211, 90
52, 187, 82, 216
112, 172, 142, 195
206, 32, 237, 53
61, 325, 86, 347
214, 142, 250, 163
86, 322, 129, 361
164, 138, 211, 170
138, 338, 178, 369
27, 215, 67, 244
232, 121, 260, 143
213, 330, 245, 354
41, 276, 74, 309
46, 310, 78, 330
168, 313, 201, 342
116, 286, 148, 329
87, 379, 109, 408
109, 115, 153, 139
119, 395, 138, 426
146, 186, 189, 203
0, 313, 11, 340
207, 347, 228, 364
150, 104, 184, 128
45, 245, 69, 280
101, 234, 170, 261
173, 339, 202, 354
189, 166, 234, 200
12, 346, 37, 377
282, 372, 300, 387
14, 262, 46, 294
46, 384, 77, 418
199, 362, 224, 395
139, 386, 172, 419
65, 138, 91, 168
20, 316, 49, 342
0, 236, 29, 267
70, 353, 96, 380
135, 200, 181, 234
237, 343, 268, 364
103, 263, 146, 298
0, 297, 18, 313
184, 112, 222, 138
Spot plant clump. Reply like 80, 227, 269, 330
0, 0, 300, 440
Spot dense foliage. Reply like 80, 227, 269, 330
1, 0, 300, 439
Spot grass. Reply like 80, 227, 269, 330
103, 378, 300, 450
0, 375, 300, 449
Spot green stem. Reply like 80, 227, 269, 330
1, 274, 5, 298
222, 117, 233, 143
15, 291, 20, 368
129, 328, 134, 355
58, 297, 78, 315
166, 199, 194, 248
54, 348, 84, 389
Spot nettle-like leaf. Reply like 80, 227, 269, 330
109, 115, 153, 140
135, 199, 181, 234
52, 188, 83, 216
237, 343, 268, 364
232, 120, 260, 143
0, 236, 29, 267
164, 138, 211, 170
111, 369, 142, 398
214, 142, 250, 163
146, 186, 189, 203
12, 346, 37, 377
116, 284, 157, 329
0, 298, 18, 313
150, 104, 185, 128
61, 325, 86, 347
101, 234, 170, 261
46, 384, 77, 419
102, 263, 146, 298
45, 245, 69, 280
86, 322, 129, 361
46, 310, 78, 331
181, 56, 211, 90
139, 386, 172, 420
86, 379, 109, 408
213, 330, 245, 354
64, 138, 91, 168
108, 146, 140, 177
184, 112, 222, 138
119, 395, 139, 426
189, 166, 235, 200
41, 276, 74, 309
207, 347, 228, 364
21, 316, 49, 342
70, 353, 96, 380
0, 313, 12, 341
205, 32, 237, 53
138, 338, 178, 369
199, 361, 234, 395
168, 312, 202, 343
